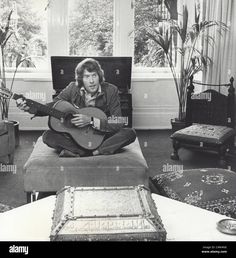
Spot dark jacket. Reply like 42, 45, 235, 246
33, 82, 123, 133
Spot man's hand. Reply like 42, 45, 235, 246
16, 98, 30, 112
71, 114, 91, 127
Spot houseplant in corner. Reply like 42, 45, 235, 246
144, 4, 227, 132
0, 10, 33, 163
0, 10, 16, 164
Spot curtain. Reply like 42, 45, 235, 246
202, 0, 235, 86
202, 0, 236, 133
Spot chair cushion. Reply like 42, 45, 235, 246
171, 124, 235, 144
23, 136, 149, 192
150, 168, 236, 218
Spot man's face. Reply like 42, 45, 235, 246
82, 69, 100, 94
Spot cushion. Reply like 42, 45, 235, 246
150, 168, 236, 218
23, 136, 149, 192
171, 124, 235, 145
0, 203, 14, 213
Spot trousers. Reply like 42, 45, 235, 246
42, 127, 137, 156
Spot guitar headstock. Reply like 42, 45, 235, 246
0, 88, 25, 101
0, 87, 13, 99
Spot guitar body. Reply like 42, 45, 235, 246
49, 100, 106, 150
0, 88, 107, 150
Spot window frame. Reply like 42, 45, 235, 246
6, 0, 183, 78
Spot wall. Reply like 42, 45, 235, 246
7, 75, 179, 130
7, 76, 53, 131
131, 76, 179, 129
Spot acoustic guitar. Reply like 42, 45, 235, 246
0, 88, 106, 150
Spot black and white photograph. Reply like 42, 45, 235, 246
0, 0, 236, 255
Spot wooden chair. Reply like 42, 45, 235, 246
170, 76, 235, 167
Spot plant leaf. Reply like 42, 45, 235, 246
180, 5, 188, 43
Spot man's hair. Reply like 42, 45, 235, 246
75, 58, 105, 87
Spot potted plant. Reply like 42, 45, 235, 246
0, 9, 33, 152
143, 4, 227, 132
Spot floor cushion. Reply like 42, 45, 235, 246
23, 136, 149, 193
150, 168, 236, 218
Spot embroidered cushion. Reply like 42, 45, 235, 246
171, 124, 235, 145
150, 168, 236, 218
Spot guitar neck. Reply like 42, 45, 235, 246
12, 93, 64, 119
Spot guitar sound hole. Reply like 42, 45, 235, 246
63, 113, 75, 128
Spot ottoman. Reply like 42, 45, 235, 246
23, 136, 149, 202
150, 168, 236, 219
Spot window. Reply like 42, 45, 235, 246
0, 0, 48, 70
134, 0, 178, 68
68, 0, 113, 56
1, 0, 181, 74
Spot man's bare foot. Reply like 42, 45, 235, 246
59, 149, 80, 158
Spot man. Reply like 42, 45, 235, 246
17, 58, 136, 157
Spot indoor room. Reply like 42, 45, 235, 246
0, 0, 236, 245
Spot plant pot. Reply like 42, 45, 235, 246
12, 120, 20, 148
171, 118, 186, 133
0, 121, 15, 164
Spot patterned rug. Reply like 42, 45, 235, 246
0, 203, 14, 213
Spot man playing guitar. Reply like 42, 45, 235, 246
16, 58, 136, 157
